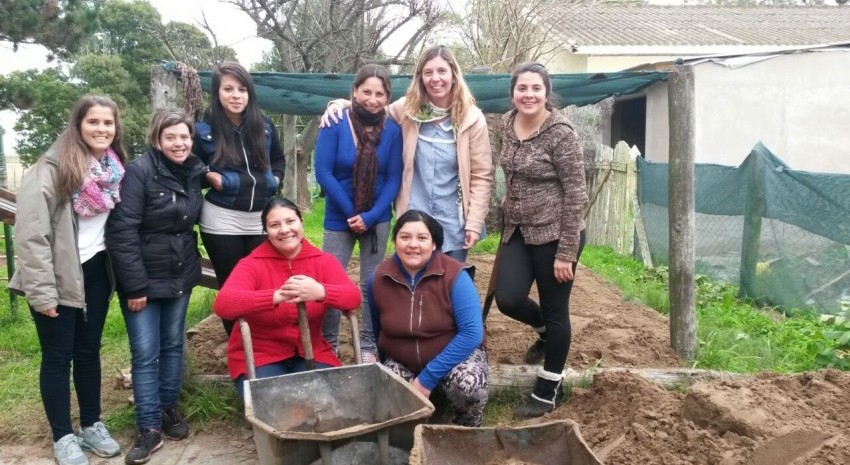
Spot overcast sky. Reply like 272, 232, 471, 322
0, 0, 273, 155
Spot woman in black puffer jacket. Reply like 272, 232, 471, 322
106, 110, 207, 463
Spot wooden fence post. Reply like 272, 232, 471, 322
150, 65, 182, 111
668, 65, 696, 360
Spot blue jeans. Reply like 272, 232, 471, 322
234, 358, 332, 399
122, 293, 192, 429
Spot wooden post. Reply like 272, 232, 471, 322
739, 151, 764, 298
150, 65, 182, 111
667, 65, 696, 360
281, 115, 298, 202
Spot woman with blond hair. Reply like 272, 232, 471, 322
10, 95, 126, 465
323, 45, 493, 262
107, 109, 207, 464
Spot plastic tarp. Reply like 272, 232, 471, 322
166, 63, 667, 114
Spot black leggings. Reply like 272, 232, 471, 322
201, 232, 266, 336
494, 230, 586, 374
32, 251, 111, 441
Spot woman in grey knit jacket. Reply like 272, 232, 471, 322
495, 63, 589, 419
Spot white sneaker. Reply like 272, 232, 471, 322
54, 434, 89, 465
78, 421, 121, 457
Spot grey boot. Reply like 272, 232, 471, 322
513, 369, 563, 419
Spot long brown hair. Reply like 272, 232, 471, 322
205, 62, 268, 169
402, 45, 476, 127
54, 95, 127, 201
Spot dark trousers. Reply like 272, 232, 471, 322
494, 230, 586, 374
200, 232, 265, 336
31, 251, 111, 442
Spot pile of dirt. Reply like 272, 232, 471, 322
547, 370, 850, 465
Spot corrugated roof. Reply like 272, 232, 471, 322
547, 5, 850, 48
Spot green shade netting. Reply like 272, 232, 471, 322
165, 63, 667, 114
638, 142, 850, 313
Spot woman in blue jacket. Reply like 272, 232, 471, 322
107, 110, 207, 464
314, 64, 403, 361
194, 62, 286, 337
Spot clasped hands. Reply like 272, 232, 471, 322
273, 275, 326, 305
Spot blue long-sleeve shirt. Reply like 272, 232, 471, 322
314, 111, 403, 230
367, 254, 483, 391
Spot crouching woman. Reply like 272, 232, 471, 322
367, 210, 488, 426
212, 197, 361, 398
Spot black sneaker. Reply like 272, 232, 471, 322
124, 429, 162, 465
524, 338, 546, 364
161, 407, 189, 440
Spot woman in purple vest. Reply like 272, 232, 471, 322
367, 210, 488, 426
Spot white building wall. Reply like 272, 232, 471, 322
644, 51, 850, 173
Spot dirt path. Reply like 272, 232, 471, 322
4, 254, 850, 464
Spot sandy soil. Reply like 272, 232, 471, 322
4, 255, 850, 464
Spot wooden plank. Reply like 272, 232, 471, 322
194, 365, 747, 392
668, 65, 697, 360
632, 195, 653, 268
488, 364, 746, 391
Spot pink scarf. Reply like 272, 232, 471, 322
72, 148, 125, 217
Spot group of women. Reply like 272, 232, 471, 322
11, 44, 587, 465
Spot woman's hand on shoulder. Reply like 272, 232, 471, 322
280, 275, 327, 303
320, 100, 348, 128
553, 259, 575, 283
205, 171, 223, 191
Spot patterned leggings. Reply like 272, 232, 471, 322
382, 347, 489, 427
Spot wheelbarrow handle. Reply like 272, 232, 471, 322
297, 302, 315, 370
343, 311, 362, 364
238, 318, 257, 380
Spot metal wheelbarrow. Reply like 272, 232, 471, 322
409, 420, 604, 465
238, 305, 435, 465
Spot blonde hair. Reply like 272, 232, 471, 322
147, 109, 195, 150
402, 45, 476, 127
54, 95, 127, 201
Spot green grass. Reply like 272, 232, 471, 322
0, 283, 228, 438
580, 245, 830, 373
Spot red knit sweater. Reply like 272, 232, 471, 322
213, 239, 361, 379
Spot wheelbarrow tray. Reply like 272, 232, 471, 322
409, 420, 604, 465
244, 363, 434, 465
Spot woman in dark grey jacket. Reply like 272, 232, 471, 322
106, 110, 206, 465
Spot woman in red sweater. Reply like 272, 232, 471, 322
213, 197, 361, 397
